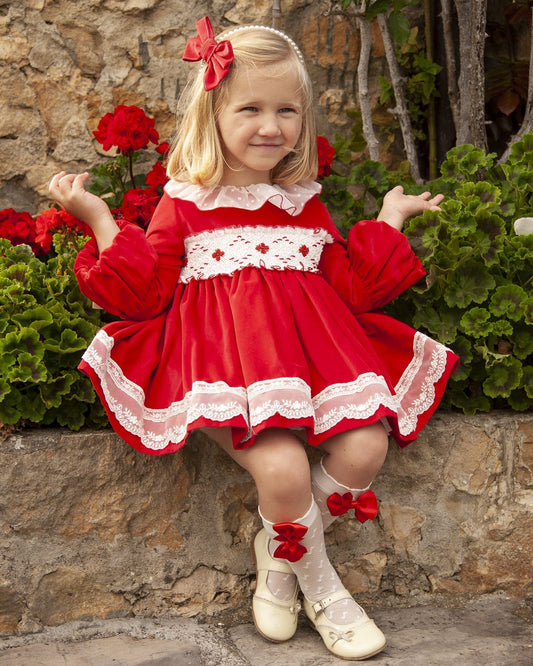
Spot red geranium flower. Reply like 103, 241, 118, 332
317, 135, 335, 179
93, 105, 159, 153
34, 208, 92, 254
0, 207, 91, 256
156, 142, 170, 156
0, 208, 38, 252
116, 187, 161, 228
146, 161, 169, 189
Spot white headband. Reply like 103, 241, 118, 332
220, 24, 305, 64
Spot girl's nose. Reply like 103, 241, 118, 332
258, 115, 281, 136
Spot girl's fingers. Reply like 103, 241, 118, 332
428, 194, 444, 207
72, 172, 90, 192
48, 171, 66, 192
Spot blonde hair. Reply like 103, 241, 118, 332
167, 25, 318, 186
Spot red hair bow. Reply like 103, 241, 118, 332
272, 522, 308, 562
182, 16, 234, 91
326, 489, 378, 523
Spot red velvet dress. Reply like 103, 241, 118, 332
75, 181, 459, 455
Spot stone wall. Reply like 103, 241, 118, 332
1, 0, 390, 215
1, 412, 532, 636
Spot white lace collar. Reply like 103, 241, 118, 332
164, 180, 322, 216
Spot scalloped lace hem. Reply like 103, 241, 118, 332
82, 331, 448, 451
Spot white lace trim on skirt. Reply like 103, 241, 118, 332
82, 330, 449, 451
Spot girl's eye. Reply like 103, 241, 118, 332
241, 106, 258, 113
279, 107, 297, 114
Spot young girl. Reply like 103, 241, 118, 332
49, 17, 458, 661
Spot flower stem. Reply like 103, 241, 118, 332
128, 152, 136, 189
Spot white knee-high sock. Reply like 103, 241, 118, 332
261, 499, 363, 624
311, 458, 372, 530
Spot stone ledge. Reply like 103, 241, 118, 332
1, 412, 532, 636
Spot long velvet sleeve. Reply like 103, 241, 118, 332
74, 193, 185, 320
319, 214, 426, 314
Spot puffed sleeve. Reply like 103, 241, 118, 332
74, 193, 185, 320
319, 212, 426, 314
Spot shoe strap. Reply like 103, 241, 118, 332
254, 593, 301, 614
257, 558, 294, 575
310, 589, 356, 616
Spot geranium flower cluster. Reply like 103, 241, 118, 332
93, 104, 160, 154
0, 207, 91, 256
0, 103, 335, 256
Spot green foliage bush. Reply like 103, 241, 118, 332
0, 232, 109, 429
321, 135, 533, 413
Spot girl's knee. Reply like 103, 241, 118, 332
249, 429, 310, 494
323, 422, 389, 470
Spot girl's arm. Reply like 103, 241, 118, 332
49, 172, 120, 253
49, 172, 184, 319
319, 187, 443, 313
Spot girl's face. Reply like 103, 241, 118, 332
217, 65, 303, 186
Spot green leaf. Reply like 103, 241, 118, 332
512, 325, 533, 359
39, 373, 78, 408
379, 76, 395, 105
412, 304, 460, 344
11, 307, 54, 331
444, 261, 496, 308
51, 399, 88, 430
459, 307, 491, 338
450, 335, 473, 381
508, 389, 532, 411
43, 328, 89, 354
366, 0, 390, 20
523, 366, 533, 399
440, 145, 495, 181
69, 375, 96, 404
8, 352, 48, 383
489, 284, 527, 321
387, 11, 411, 45
0, 388, 24, 424
524, 298, 533, 325
483, 357, 522, 398
0, 376, 11, 402
0, 328, 45, 359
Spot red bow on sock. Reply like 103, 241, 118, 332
326, 489, 378, 523
182, 16, 234, 91
272, 522, 308, 562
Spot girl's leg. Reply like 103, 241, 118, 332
203, 426, 308, 642
312, 422, 388, 530
206, 426, 386, 658
203, 426, 312, 520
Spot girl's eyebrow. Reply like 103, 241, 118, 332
234, 99, 302, 109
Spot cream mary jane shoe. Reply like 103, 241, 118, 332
303, 590, 386, 660
251, 529, 301, 642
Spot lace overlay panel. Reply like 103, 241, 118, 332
179, 225, 334, 283
394, 331, 448, 434
82, 329, 449, 450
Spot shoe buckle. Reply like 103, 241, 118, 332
312, 598, 329, 615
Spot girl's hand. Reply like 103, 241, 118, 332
48, 172, 115, 230
377, 185, 444, 231
49, 172, 119, 252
